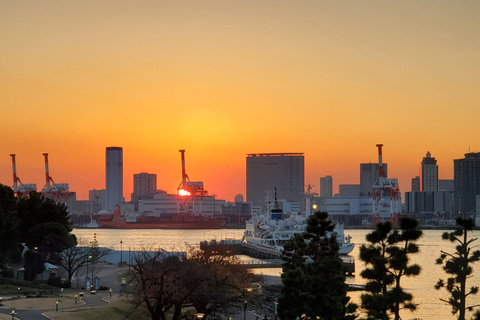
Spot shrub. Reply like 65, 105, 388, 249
47, 276, 62, 288
62, 279, 71, 288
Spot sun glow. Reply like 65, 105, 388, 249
178, 189, 191, 196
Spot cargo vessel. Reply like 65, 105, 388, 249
95, 205, 225, 229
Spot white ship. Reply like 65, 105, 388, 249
244, 193, 355, 255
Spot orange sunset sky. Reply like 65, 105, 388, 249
1, 1, 480, 202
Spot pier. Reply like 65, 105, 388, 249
200, 240, 355, 276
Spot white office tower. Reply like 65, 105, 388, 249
422, 151, 438, 192
320, 176, 333, 198
246, 153, 304, 207
105, 147, 123, 211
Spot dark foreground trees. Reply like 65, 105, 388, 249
359, 218, 422, 320
0, 185, 76, 280
130, 247, 255, 320
278, 211, 357, 320
435, 217, 480, 320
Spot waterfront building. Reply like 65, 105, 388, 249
360, 163, 387, 196
131, 172, 157, 204
246, 153, 304, 207
105, 147, 123, 211
439, 179, 454, 192
404, 190, 454, 216
320, 176, 333, 198
220, 201, 252, 228
321, 195, 402, 226
454, 152, 480, 214
89, 189, 106, 212
138, 192, 226, 216
411, 176, 420, 192
422, 152, 438, 192
339, 184, 360, 197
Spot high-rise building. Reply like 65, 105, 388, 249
89, 189, 106, 212
422, 152, 438, 192
360, 163, 387, 196
454, 152, 480, 214
105, 147, 123, 211
320, 176, 333, 198
131, 172, 157, 204
411, 176, 420, 192
246, 153, 304, 207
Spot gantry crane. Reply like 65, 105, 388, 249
41, 153, 74, 204
10, 154, 37, 196
177, 150, 208, 199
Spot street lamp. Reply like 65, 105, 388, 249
109, 288, 112, 298
244, 288, 252, 320
86, 255, 92, 289
17, 287, 20, 297
75, 294, 77, 304
56, 301, 58, 312
120, 240, 123, 266
11, 310, 14, 320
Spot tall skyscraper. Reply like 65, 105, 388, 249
320, 175, 333, 198
422, 151, 438, 192
454, 152, 480, 214
360, 163, 387, 196
246, 153, 304, 207
131, 172, 157, 204
105, 147, 123, 211
411, 176, 420, 192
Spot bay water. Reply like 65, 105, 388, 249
73, 228, 480, 320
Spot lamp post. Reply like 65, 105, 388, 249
109, 288, 112, 298
56, 301, 58, 312
244, 298, 247, 320
11, 310, 14, 320
17, 287, 20, 297
85, 256, 89, 289
120, 240, 123, 266
75, 294, 77, 304
244, 288, 252, 320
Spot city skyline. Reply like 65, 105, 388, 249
1, 1, 479, 201
0, 147, 468, 202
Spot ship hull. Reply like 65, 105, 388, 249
97, 220, 224, 229
94, 205, 225, 229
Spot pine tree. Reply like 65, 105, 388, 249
278, 211, 356, 320
435, 217, 480, 320
359, 218, 422, 320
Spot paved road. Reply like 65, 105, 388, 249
0, 265, 127, 320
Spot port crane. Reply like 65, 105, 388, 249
372, 144, 400, 225
41, 153, 74, 204
10, 154, 37, 196
177, 149, 208, 199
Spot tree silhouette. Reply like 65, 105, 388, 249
435, 217, 480, 320
278, 211, 357, 320
130, 247, 253, 320
359, 218, 422, 320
